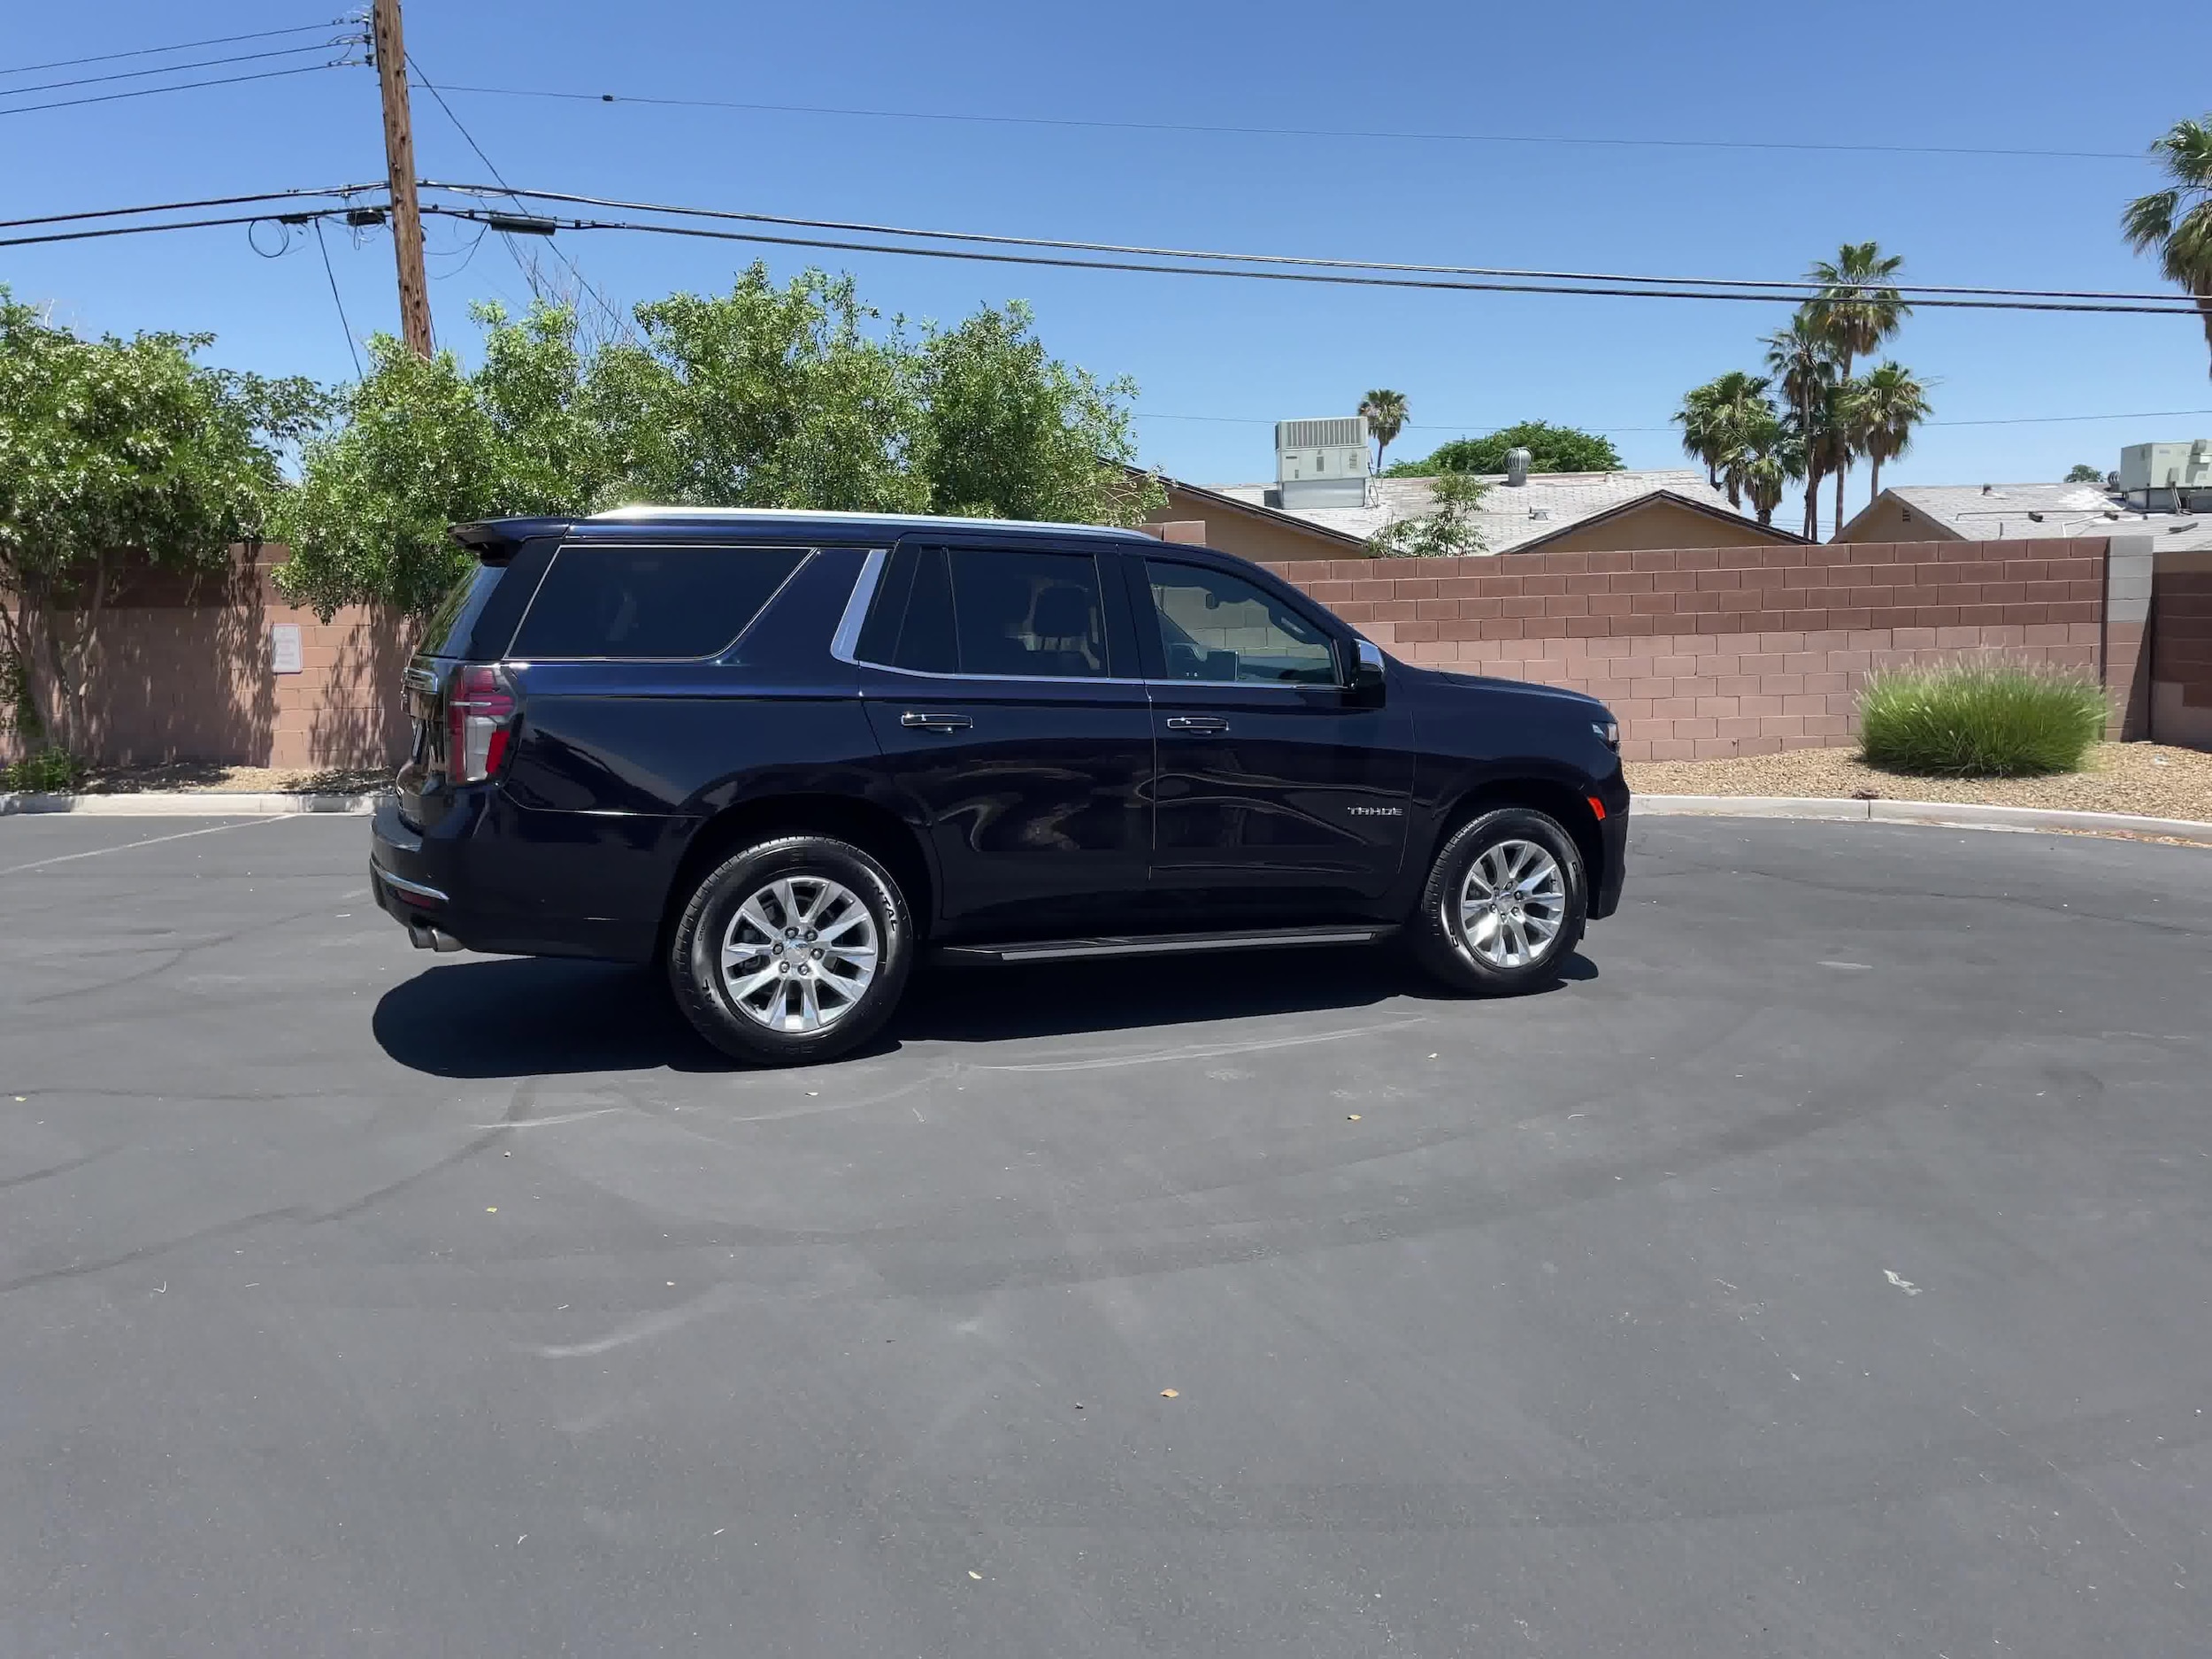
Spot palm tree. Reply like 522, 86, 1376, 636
1847, 362, 1932, 509
1359, 389, 1409, 472
1806, 380, 1856, 540
1806, 242, 1910, 531
1763, 311, 1839, 539
2122, 117, 2212, 375
1733, 411, 1807, 528
1806, 242, 1912, 382
1674, 371, 1770, 503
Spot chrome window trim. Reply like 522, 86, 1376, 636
827, 547, 888, 664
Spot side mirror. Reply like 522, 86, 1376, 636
1348, 637, 1387, 705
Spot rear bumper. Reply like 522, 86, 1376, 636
1588, 800, 1630, 920
369, 791, 664, 962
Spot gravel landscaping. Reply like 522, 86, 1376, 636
1627, 741, 2212, 820
68, 761, 393, 795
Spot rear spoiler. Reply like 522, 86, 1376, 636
449, 518, 575, 564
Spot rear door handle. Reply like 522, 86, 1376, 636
1164, 715, 1230, 733
900, 711, 972, 733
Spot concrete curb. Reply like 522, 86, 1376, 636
1640, 795, 2212, 845
0, 790, 380, 818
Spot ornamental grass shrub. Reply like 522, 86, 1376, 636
1857, 659, 2107, 777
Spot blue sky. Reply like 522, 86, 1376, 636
7, 0, 2211, 534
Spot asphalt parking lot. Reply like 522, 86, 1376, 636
2, 811, 2208, 1656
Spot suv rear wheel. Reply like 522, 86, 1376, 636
669, 834, 914, 1065
1409, 807, 1587, 995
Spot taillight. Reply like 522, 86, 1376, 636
446, 664, 517, 783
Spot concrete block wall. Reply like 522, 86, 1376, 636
3, 545, 411, 771
1263, 539, 2123, 762
2149, 547, 2212, 750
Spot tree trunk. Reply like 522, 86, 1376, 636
1803, 465, 1822, 541
1833, 459, 1847, 538
41, 549, 111, 757
1869, 453, 1883, 506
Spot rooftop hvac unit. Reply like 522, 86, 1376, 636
1275, 416, 1371, 508
2118, 439, 2212, 507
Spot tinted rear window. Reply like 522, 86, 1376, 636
855, 544, 1113, 678
511, 545, 807, 659
421, 563, 504, 659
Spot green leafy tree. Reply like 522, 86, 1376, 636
1846, 361, 1932, 507
1368, 468, 1489, 557
1385, 420, 1621, 477
2064, 463, 2106, 483
585, 267, 925, 516
0, 289, 324, 753
1675, 371, 1772, 505
914, 299, 1160, 525
2122, 117, 2212, 374
281, 267, 1158, 618
1357, 388, 1409, 472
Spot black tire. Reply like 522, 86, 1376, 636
1409, 807, 1588, 995
668, 834, 914, 1066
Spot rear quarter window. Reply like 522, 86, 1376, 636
421, 563, 505, 659
510, 544, 808, 660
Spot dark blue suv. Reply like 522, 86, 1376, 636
371, 509, 1629, 1064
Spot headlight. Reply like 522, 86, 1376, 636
1593, 718, 1619, 751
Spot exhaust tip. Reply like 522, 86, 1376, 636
407, 922, 465, 954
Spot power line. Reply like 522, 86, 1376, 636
311, 218, 364, 378
0, 19, 347, 77
427, 181, 2197, 306
415, 204, 2204, 317
405, 58, 636, 343
1133, 407, 2212, 434
0, 209, 349, 250
0, 39, 357, 98
0, 61, 350, 118
426, 81, 2148, 165
0, 183, 382, 232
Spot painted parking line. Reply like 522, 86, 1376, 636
0, 816, 294, 877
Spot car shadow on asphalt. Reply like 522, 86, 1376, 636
372, 947, 1596, 1079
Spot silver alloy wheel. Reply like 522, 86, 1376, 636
719, 875, 879, 1033
1455, 838, 1568, 970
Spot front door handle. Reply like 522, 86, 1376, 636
1164, 715, 1230, 733
900, 711, 972, 733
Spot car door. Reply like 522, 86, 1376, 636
852, 537, 1154, 936
1131, 551, 1414, 916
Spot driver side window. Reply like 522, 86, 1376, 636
1143, 560, 1339, 686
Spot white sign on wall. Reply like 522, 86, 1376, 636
270, 624, 303, 675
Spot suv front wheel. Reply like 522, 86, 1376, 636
1410, 807, 1588, 995
669, 834, 914, 1066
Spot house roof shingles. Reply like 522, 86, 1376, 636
1850, 482, 2212, 551
1211, 469, 1775, 553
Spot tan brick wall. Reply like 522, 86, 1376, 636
4, 545, 411, 771
1263, 538, 2116, 761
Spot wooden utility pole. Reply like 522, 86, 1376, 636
370, 0, 434, 357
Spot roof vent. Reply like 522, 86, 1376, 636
1505, 447, 1532, 488
1981, 483, 1993, 495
